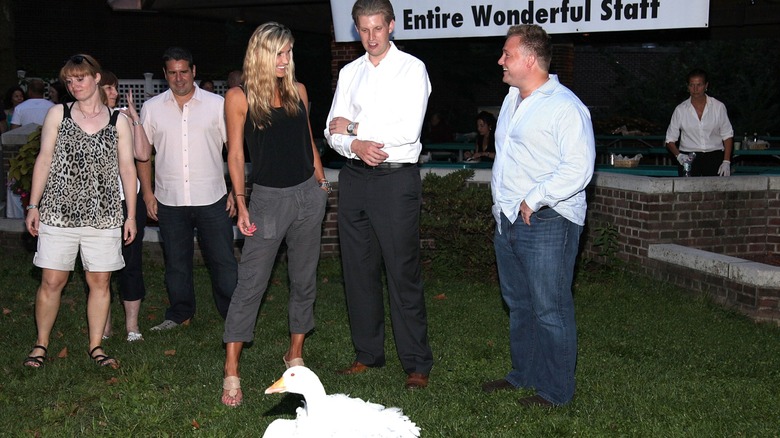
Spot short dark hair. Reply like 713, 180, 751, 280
163, 47, 194, 69
687, 68, 708, 84
352, 0, 395, 26
26, 79, 47, 97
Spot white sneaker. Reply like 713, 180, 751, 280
127, 331, 144, 342
150, 320, 180, 331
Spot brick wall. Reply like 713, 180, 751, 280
551, 43, 575, 87
329, 39, 363, 91
321, 189, 340, 256
643, 256, 780, 324
582, 173, 780, 324
581, 174, 780, 265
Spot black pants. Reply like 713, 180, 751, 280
337, 163, 433, 375
677, 150, 724, 177
118, 193, 147, 302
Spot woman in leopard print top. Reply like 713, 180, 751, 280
22, 54, 138, 370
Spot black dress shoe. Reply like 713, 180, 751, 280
518, 394, 555, 407
481, 378, 517, 393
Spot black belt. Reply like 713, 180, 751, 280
347, 159, 417, 169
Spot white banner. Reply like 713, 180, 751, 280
330, 0, 710, 42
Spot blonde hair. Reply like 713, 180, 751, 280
506, 25, 552, 72
243, 22, 301, 129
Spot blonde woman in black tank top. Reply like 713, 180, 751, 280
220, 22, 330, 407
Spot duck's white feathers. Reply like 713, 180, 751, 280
262, 366, 420, 438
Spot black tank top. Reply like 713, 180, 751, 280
245, 100, 314, 188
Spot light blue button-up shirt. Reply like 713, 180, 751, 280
491, 75, 595, 227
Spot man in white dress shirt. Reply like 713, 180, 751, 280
325, 0, 433, 390
665, 68, 734, 177
137, 47, 237, 331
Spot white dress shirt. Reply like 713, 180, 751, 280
492, 75, 595, 227
140, 85, 227, 206
665, 95, 733, 153
325, 42, 431, 163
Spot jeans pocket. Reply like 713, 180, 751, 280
535, 207, 561, 221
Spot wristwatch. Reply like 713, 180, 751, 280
346, 122, 356, 136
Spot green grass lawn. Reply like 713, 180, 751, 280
1, 250, 779, 437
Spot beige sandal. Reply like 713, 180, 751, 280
222, 376, 242, 407
283, 356, 304, 369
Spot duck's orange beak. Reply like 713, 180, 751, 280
265, 376, 287, 394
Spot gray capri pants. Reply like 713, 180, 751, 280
223, 175, 327, 343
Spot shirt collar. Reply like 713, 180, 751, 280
163, 83, 202, 104
359, 41, 399, 66
534, 74, 559, 96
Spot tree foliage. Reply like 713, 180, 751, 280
606, 39, 780, 135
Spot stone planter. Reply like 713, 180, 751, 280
6, 187, 24, 219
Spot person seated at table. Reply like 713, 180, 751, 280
464, 111, 496, 161
665, 68, 733, 177
425, 111, 454, 143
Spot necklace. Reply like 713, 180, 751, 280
77, 103, 103, 119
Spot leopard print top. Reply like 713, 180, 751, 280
39, 103, 122, 229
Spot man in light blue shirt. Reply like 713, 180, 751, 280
482, 24, 595, 407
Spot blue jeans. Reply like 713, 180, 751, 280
157, 195, 237, 323
494, 208, 581, 405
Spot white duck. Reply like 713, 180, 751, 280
262, 366, 421, 438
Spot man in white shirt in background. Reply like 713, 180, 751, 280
137, 47, 237, 331
482, 24, 595, 407
10, 79, 53, 129
325, 0, 433, 390
664, 68, 734, 177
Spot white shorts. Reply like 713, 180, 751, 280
33, 223, 125, 272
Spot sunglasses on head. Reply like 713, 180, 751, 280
66, 55, 95, 67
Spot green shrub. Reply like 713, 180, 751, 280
8, 126, 42, 197
585, 221, 621, 269
420, 169, 496, 280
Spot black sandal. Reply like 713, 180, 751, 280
89, 346, 119, 369
23, 345, 48, 368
